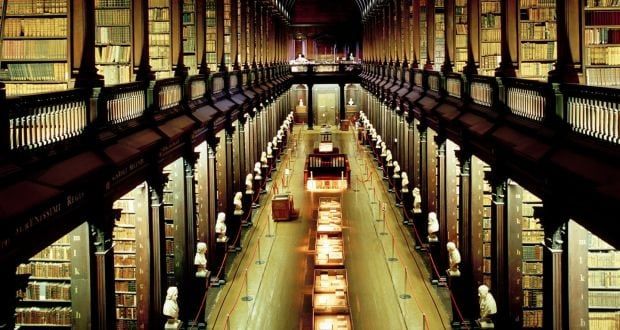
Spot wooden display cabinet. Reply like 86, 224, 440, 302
313, 314, 353, 330
271, 193, 298, 221
315, 233, 345, 269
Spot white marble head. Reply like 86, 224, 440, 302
428, 212, 439, 234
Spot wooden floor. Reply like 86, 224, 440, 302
205, 125, 451, 329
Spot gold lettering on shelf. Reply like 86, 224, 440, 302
107, 159, 146, 190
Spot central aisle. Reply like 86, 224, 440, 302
207, 126, 451, 329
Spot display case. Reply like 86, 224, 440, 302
317, 208, 343, 235
313, 314, 352, 330
315, 234, 345, 269
518, 0, 557, 80
271, 193, 298, 221
0, 0, 70, 95
584, 0, 620, 86
480, 0, 502, 76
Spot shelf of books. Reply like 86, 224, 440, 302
450, 141, 460, 248
95, 0, 132, 85
434, 0, 445, 71
584, 0, 620, 86
587, 231, 620, 328
0, 0, 70, 96
15, 222, 89, 328
481, 162, 493, 288
183, 0, 197, 74
518, 0, 557, 80
148, 0, 172, 79
112, 183, 149, 330
163, 158, 184, 287
205, 0, 217, 72
224, 0, 232, 69
480, 0, 502, 76
454, 0, 468, 72
420, 0, 428, 66
520, 189, 544, 328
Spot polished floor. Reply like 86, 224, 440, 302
204, 125, 451, 329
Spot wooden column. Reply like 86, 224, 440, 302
89, 207, 117, 330
308, 83, 314, 129
566, 220, 589, 329
133, 0, 154, 81
224, 125, 239, 249
182, 152, 200, 321
418, 124, 429, 219
196, 0, 207, 74
425, 0, 436, 70
147, 174, 167, 327
463, 0, 480, 75
412, 0, 421, 67
240, 0, 248, 67
171, 0, 185, 76
216, 0, 226, 71
505, 181, 523, 328
549, 0, 582, 83
489, 175, 508, 327
412, 120, 421, 190
402, 0, 410, 63
542, 200, 568, 330
232, 0, 240, 70
72, 0, 102, 87
205, 136, 219, 278
443, 0, 455, 73
457, 150, 474, 322
435, 135, 449, 270
237, 116, 248, 190
249, 0, 256, 67
496, 0, 517, 77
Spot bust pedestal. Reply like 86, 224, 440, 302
413, 212, 427, 250
401, 188, 412, 224
380, 155, 387, 173
428, 240, 441, 285
230, 210, 244, 252
273, 146, 280, 162
476, 318, 495, 328
393, 176, 402, 202
165, 320, 182, 330
447, 272, 468, 327
345, 105, 357, 119
295, 105, 307, 123
262, 163, 271, 182
210, 238, 229, 286
253, 177, 262, 202
243, 192, 254, 225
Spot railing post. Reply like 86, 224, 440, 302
0, 82, 8, 153
548, 83, 565, 130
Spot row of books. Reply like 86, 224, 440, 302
521, 42, 557, 61
585, 11, 620, 26
589, 251, 620, 268
1, 40, 67, 60
482, 29, 501, 42
116, 293, 137, 307
31, 244, 70, 260
114, 267, 136, 279
95, 9, 130, 26
587, 0, 620, 6
589, 290, 620, 307
114, 255, 136, 267
481, 1, 501, 14
585, 28, 620, 45
587, 46, 620, 65
149, 0, 170, 8
4, 83, 67, 96
523, 275, 543, 289
18, 282, 71, 301
150, 35, 171, 46
589, 312, 620, 330
3, 18, 66, 38
480, 55, 501, 73
95, 45, 131, 63
113, 227, 136, 240
519, 8, 556, 22
523, 245, 544, 260
114, 280, 137, 292
115, 199, 135, 213
481, 14, 501, 29
149, 46, 170, 59
481, 42, 501, 55
148, 8, 170, 21
520, 22, 557, 40
523, 310, 543, 328
149, 22, 171, 34
95, 0, 131, 7
522, 217, 543, 230
589, 234, 616, 250
520, 0, 555, 7
96, 27, 131, 45
523, 261, 544, 275
17, 262, 70, 279
15, 307, 71, 326
589, 270, 620, 287
113, 241, 136, 253
183, 39, 196, 53
523, 290, 544, 308
183, 13, 195, 25
116, 307, 137, 319
2, 0, 67, 15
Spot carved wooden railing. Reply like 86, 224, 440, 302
188, 75, 207, 101
154, 77, 184, 112
469, 75, 496, 108
445, 73, 462, 99
562, 84, 620, 144
427, 71, 441, 92
6, 89, 89, 151
414, 69, 424, 87
99, 81, 148, 125
502, 78, 549, 123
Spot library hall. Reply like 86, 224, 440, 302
0, 0, 619, 329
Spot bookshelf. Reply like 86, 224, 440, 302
15, 223, 89, 328
183, 0, 197, 74
481, 164, 493, 288
113, 184, 148, 330
148, 0, 172, 79
520, 189, 544, 329
95, 0, 132, 85
0, 0, 70, 96
587, 232, 620, 329
205, 0, 217, 72
480, 0, 502, 76
163, 159, 184, 287
454, 0, 468, 72
518, 0, 557, 80
420, 0, 428, 66
584, 0, 620, 86
434, 0, 445, 71
224, 0, 232, 69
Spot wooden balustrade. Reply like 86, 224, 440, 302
100, 82, 148, 125
446, 74, 462, 99
188, 75, 207, 101
154, 77, 184, 111
428, 72, 441, 92
503, 78, 548, 122
414, 70, 423, 87
6, 89, 89, 151
469, 76, 495, 107
562, 84, 620, 145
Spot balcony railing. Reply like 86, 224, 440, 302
99, 82, 147, 125
188, 75, 207, 101
503, 78, 550, 123
469, 75, 496, 108
562, 84, 620, 144
446, 73, 462, 99
154, 77, 184, 112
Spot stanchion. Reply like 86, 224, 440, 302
241, 268, 253, 301
226, 313, 231, 330
399, 267, 411, 299
388, 235, 398, 262
256, 237, 265, 265
265, 215, 274, 238
423, 313, 427, 330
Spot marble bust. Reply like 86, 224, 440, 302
380, 142, 387, 156
260, 151, 268, 167
401, 172, 409, 192
447, 242, 461, 276
233, 191, 243, 215
245, 173, 254, 194
267, 143, 273, 157
272, 136, 278, 148
385, 150, 393, 166
427, 211, 439, 242
163, 286, 180, 329
412, 187, 422, 214
299, 99, 304, 106
348, 98, 354, 106
253, 162, 262, 180
194, 242, 208, 278
478, 285, 497, 328
393, 161, 401, 178
215, 212, 228, 242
